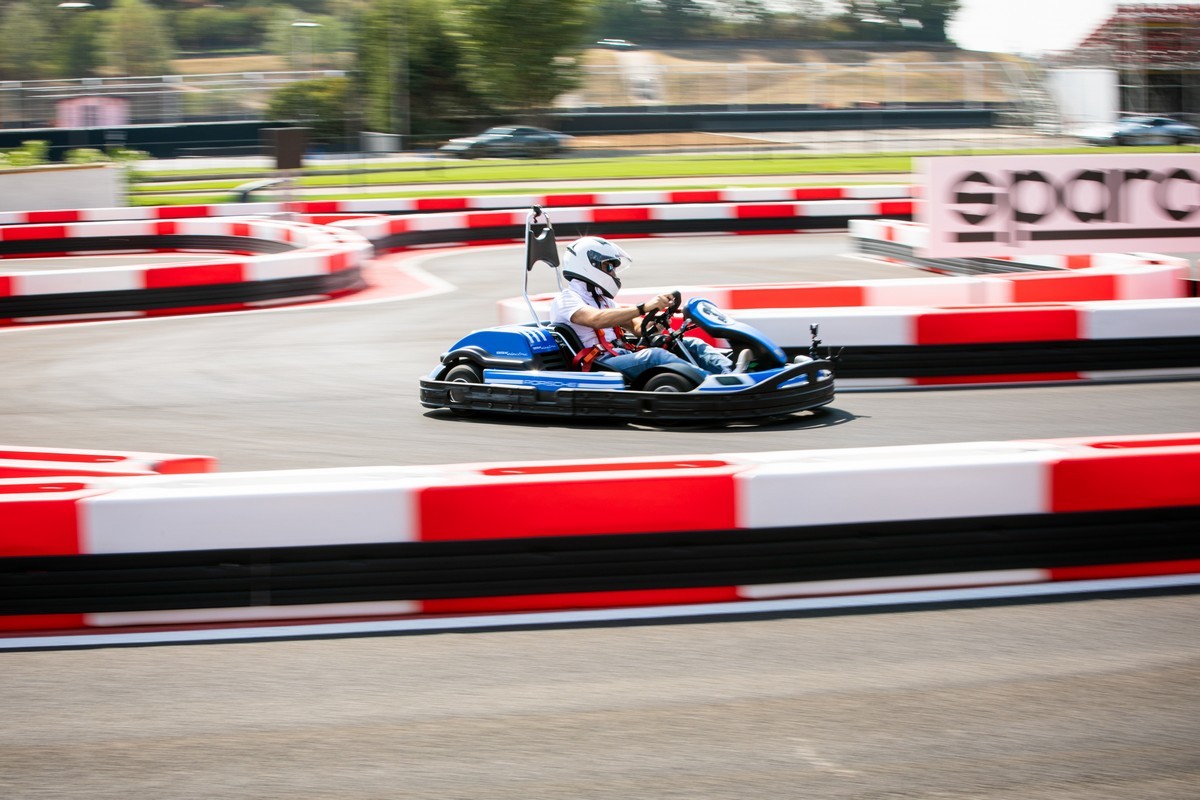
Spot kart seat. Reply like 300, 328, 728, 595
548, 323, 621, 372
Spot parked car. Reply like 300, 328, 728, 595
438, 126, 572, 158
1079, 115, 1200, 146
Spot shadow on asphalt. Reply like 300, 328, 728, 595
422, 404, 861, 432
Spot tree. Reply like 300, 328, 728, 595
357, 0, 480, 138
658, 0, 709, 38
102, 0, 174, 76
267, 75, 352, 145
172, 7, 267, 53
452, 0, 593, 114
838, 0, 960, 43
590, 0, 655, 41
0, 1, 57, 80
895, 0, 960, 43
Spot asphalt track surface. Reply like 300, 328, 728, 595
2, 233, 1199, 799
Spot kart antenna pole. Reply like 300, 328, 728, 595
523, 205, 559, 326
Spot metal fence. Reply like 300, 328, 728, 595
563, 61, 1022, 111
2, 60, 1045, 131
0, 71, 345, 131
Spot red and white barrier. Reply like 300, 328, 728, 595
0, 445, 216, 479
0, 185, 915, 228
3, 435, 1197, 629
0, 217, 372, 324
334, 200, 916, 247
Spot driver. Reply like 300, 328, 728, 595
549, 236, 744, 380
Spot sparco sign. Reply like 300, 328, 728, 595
917, 154, 1200, 257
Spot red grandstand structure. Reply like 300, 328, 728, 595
1047, 4, 1200, 119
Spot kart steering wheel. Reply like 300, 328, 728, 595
638, 290, 682, 348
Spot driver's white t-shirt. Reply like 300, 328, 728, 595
550, 281, 620, 349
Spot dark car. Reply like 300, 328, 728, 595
439, 126, 572, 158
1079, 115, 1200, 146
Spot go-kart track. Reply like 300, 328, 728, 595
2, 184, 1199, 799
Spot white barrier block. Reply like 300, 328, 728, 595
846, 185, 912, 199
651, 203, 736, 221
66, 219, 154, 239
16, 266, 142, 295
735, 442, 1057, 528
609, 191, 670, 206
799, 200, 876, 217
1080, 298, 1200, 339
862, 276, 997, 307
82, 207, 158, 222
546, 207, 596, 225
474, 194, 539, 209
734, 306, 917, 346
248, 252, 326, 280
848, 219, 885, 239
1115, 265, 1190, 301
724, 188, 796, 202
81, 467, 429, 553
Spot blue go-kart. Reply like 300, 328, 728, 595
419, 207, 835, 422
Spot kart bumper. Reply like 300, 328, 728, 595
419, 360, 835, 422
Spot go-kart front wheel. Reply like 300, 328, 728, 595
642, 372, 696, 393
444, 363, 483, 413
445, 363, 482, 384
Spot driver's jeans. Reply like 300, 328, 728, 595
596, 339, 732, 381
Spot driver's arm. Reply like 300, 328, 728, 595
569, 292, 675, 330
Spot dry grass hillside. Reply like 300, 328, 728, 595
169, 45, 1026, 109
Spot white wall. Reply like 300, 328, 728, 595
1047, 68, 1120, 133
0, 164, 124, 212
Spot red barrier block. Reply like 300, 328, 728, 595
544, 194, 597, 207
155, 206, 213, 219
728, 284, 865, 309
668, 190, 722, 204
593, 207, 652, 223
422, 586, 740, 615
415, 197, 471, 212
418, 470, 739, 541
916, 306, 1080, 344
466, 211, 520, 229
26, 210, 82, 224
734, 204, 796, 219
914, 372, 1080, 386
1049, 559, 1200, 581
144, 262, 245, 289
1008, 273, 1118, 303
1, 224, 67, 242
0, 446, 216, 477
0, 480, 105, 557
1050, 438, 1200, 513
791, 187, 845, 200
878, 200, 915, 216
296, 201, 343, 214
0, 613, 88, 632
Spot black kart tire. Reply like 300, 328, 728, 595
642, 372, 696, 393
445, 363, 483, 384
444, 363, 483, 412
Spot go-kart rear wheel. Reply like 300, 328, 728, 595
642, 372, 695, 393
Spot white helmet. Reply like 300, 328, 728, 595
562, 236, 632, 299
